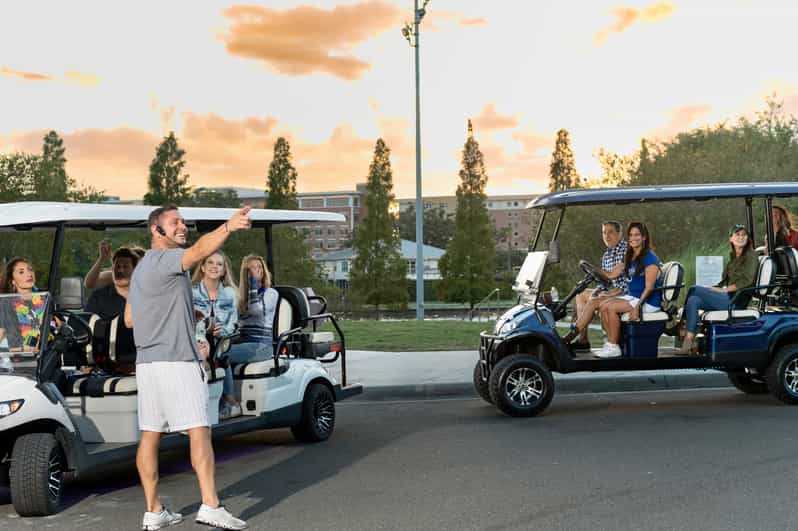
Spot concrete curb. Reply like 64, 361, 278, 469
351, 371, 731, 401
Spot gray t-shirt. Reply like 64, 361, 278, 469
129, 248, 199, 363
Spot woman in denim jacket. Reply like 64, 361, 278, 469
191, 250, 240, 417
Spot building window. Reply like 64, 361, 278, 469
315, 227, 323, 236
408, 260, 416, 275
303, 198, 324, 208
327, 240, 336, 248
353, 198, 359, 207
327, 197, 350, 207
488, 202, 493, 208
514, 201, 518, 206
342, 261, 349, 273
327, 227, 335, 236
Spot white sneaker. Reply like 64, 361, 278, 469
142, 507, 183, 530
196, 504, 248, 530
596, 343, 622, 358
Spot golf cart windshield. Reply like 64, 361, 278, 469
512, 251, 549, 299
0, 292, 51, 374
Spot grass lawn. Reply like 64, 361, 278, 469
321, 319, 495, 351
321, 319, 613, 351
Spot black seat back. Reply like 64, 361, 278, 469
274, 286, 311, 333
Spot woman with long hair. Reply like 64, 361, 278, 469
595, 222, 662, 358
772, 204, 798, 250
191, 251, 240, 418
0, 257, 45, 351
679, 224, 758, 354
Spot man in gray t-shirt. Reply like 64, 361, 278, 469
129, 248, 199, 364
124, 204, 251, 531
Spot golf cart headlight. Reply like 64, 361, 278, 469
0, 399, 24, 418
500, 321, 518, 334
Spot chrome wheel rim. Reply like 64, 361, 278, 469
504, 367, 544, 407
313, 394, 334, 434
784, 359, 798, 396
48, 450, 63, 500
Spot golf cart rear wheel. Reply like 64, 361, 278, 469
473, 361, 492, 403
727, 371, 769, 395
488, 354, 554, 417
765, 344, 798, 405
291, 383, 336, 443
9, 433, 65, 516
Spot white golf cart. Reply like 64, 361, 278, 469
0, 202, 362, 517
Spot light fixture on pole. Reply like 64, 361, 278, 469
403, 0, 430, 321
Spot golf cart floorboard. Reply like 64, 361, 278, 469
565, 347, 716, 371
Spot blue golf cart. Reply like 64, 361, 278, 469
475, 183, 798, 416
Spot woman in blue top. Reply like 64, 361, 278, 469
226, 255, 279, 375
191, 250, 240, 417
597, 222, 661, 358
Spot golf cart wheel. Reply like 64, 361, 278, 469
473, 361, 492, 403
488, 354, 554, 417
9, 433, 65, 516
291, 383, 336, 443
765, 344, 798, 405
727, 371, 769, 395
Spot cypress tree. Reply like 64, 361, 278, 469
144, 132, 192, 206
549, 128, 580, 192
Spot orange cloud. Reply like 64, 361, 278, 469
221, 1, 401, 80
473, 104, 519, 131
594, 1, 674, 45
1, 67, 51, 81
460, 17, 487, 26
649, 104, 712, 140
64, 71, 100, 87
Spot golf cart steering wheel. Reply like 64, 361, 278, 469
579, 260, 612, 290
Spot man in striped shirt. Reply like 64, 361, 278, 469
567, 221, 628, 350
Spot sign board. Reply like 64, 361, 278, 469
695, 256, 724, 287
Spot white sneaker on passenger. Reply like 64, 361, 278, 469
196, 504, 248, 530
596, 343, 622, 358
142, 507, 183, 530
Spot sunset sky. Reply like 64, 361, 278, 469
2, 0, 798, 200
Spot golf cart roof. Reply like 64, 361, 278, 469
0, 202, 345, 229
528, 182, 798, 209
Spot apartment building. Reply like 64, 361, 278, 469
397, 193, 541, 250
196, 185, 367, 254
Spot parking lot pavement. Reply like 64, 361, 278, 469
3, 389, 797, 531
334, 350, 730, 400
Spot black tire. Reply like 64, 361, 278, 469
473, 361, 492, 403
765, 344, 798, 405
291, 383, 336, 442
488, 354, 555, 417
727, 371, 769, 395
9, 433, 65, 516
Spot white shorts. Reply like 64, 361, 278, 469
618, 294, 660, 314
136, 361, 209, 433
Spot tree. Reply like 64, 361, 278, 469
549, 128, 580, 192
439, 121, 496, 310
265, 137, 298, 209
0, 153, 41, 202
144, 132, 192, 206
349, 139, 408, 311
192, 188, 241, 207
397, 204, 456, 249
38, 131, 69, 201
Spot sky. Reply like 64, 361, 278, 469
2, 0, 798, 200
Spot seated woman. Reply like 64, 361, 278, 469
596, 222, 662, 359
772, 205, 798, 250
0, 257, 46, 352
679, 224, 758, 354
225, 254, 279, 379
191, 250, 240, 418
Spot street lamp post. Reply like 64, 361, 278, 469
403, 0, 430, 320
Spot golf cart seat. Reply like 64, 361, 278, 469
701, 255, 775, 323
621, 261, 685, 322
229, 286, 310, 380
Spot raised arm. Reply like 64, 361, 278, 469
85, 240, 112, 289
181, 207, 252, 272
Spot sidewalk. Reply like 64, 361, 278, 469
336, 350, 731, 401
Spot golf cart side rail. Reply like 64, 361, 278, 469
528, 182, 798, 209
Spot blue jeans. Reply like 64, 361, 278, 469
222, 341, 273, 396
684, 286, 731, 334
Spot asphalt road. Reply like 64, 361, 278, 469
2, 389, 798, 531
